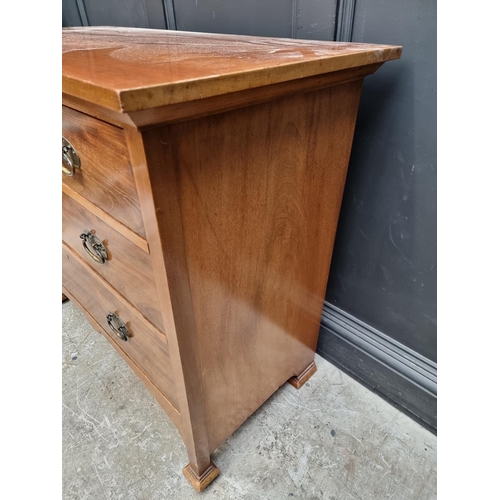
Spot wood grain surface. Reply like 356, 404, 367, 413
62, 243, 178, 408
62, 191, 164, 330
142, 81, 363, 452
62, 27, 402, 112
62, 106, 146, 236
125, 129, 214, 478
62, 184, 149, 253
63, 63, 383, 130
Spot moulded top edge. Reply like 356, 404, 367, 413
62, 27, 402, 112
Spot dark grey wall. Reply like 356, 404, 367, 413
318, 0, 437, 430
62, 0, 437, 430
62, 0, 169, 29
62, 0, 84, 26
175, 0, 294, 38
63, 0, 337, 40
326, 0, 437, 361
175, 0, 337, 40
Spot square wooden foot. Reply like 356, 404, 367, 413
182, 462, 220, 492
288, 361, 317, 389
62, 293, 69, 302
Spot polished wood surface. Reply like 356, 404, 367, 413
142, 81, 362, 452
62, 27, 402, 112
127, 129, 213, 479
62, 192, 163, 329
63, 62, 383, 130
62, 184, 149, 253
183, 462, 220, 493
62, 27, 401, 492
62, 106, 145, 236
288, 361, 318, 389
126, 63, 381, 129
62, 243, 178, 408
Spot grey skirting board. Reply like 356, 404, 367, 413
317, 302, 437, 433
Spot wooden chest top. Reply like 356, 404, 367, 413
62, 27, 401, 112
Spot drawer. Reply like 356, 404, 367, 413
62, 192, 164, 331
62, 106, 146, 237
62, 243, 178, 409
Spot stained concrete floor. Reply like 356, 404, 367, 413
62, 301, 436, 500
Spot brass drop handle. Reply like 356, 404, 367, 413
62, 137, 81, 176
80, 230, 108, 264
106, 313, 131, 341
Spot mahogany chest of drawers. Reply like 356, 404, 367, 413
62, 27, 401, 491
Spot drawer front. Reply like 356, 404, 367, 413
62, 106, 146, 237
62, 192, 164, 331
62, 244, 178, 408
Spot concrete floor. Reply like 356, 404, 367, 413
62, 301, 436, 500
